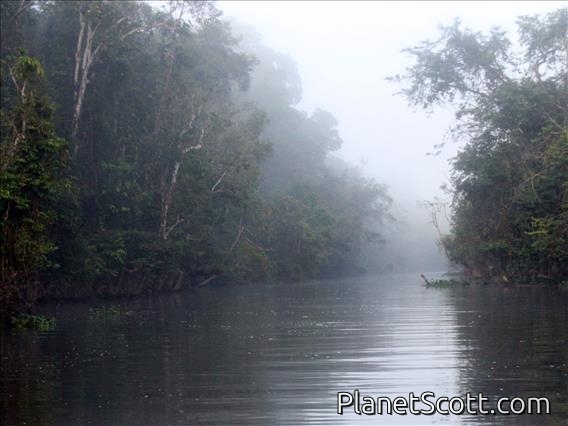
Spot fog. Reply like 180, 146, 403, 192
219, 0, 563, 272
3, 3, 567, 422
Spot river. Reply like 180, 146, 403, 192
1, 273, 567, 425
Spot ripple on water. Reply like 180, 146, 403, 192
1, 273, 567, 425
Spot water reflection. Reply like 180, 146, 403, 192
1, 274, 567, 425
450, 285, 568, 424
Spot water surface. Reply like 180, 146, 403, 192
2, 273, 567, 425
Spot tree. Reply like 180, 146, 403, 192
394, 9, 568, 283
0, 0, 35, 56
0, 53, 70, 318
0, 1, 393, 314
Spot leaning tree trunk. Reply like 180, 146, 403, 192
70, 4, 173, 156
159, 127, 205, 240
71, 10, 101, 156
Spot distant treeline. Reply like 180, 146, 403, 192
396, 9, 568, 284
0, 1, 391, 321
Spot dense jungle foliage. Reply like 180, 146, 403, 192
396, 8, 568, 284
2, 2, 566, 323
0, 1, 391, 322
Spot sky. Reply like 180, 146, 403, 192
218, 1, 564, 205
216, 1, 564, 270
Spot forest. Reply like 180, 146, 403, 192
0, 0, 391, 322
1, 2, 567, 325
394, 8, 568, 284
2, 4, 568, 425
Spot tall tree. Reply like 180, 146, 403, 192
394, 9, 568, 282
0, 53, 70, 318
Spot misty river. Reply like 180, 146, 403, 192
2, 273, 567, 425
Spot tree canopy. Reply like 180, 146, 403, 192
395, 8, 568, 283
0, 1, 391, 321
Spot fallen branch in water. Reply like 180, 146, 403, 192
420, 274, 431, 286
426, 278, 470, 288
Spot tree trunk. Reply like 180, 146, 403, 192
71, 10, 101, 155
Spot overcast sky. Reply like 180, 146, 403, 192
219, 1, 564, 208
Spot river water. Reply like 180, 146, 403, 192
1, 273, 567, 425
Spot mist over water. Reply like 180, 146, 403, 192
1, 1, 567, 425
219, 0, 561, 272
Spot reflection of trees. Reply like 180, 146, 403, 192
5, 281, 566, 425
451, 287, 568, 423
1, 331, 57, 425
0, 280, 391, 425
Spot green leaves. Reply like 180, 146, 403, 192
1, 53, 72, 320
1, 0, 394, 314
396, 8, 568, 283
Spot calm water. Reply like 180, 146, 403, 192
1, 273, 567, 425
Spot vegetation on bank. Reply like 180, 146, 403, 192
11, 313, 56, 331
2, 3, 566, 324
396, 9, 568, 285
422, 277, 470, 288
0, 1, 391, 323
